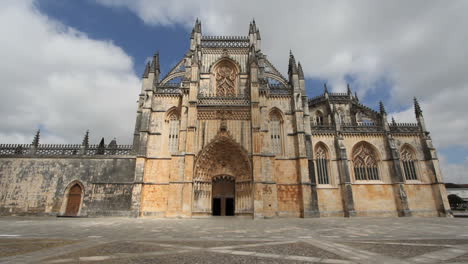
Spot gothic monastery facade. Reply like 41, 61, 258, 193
0, 20, 452, 218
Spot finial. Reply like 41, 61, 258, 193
347, 83, 351, 95
414, 97, 423, 117
32, 129, 40, 147
297, 62, 304, 80
82, 130, 89, 147
324, 83, 329, 94
256, 29, 261, 40
391, 116, 396, 125
379, 101, 386, 115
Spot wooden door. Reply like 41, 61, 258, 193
65, 184, 82, 216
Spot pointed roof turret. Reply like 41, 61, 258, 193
288, 50, 298, 75
32, 129, 40, 147
82, 130, 89, 147
149, 52, 159, 73
379, 101, 387, 115
297, 62, 304, 80
414, 97, 423, 117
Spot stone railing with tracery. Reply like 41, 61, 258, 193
0, 143, 133, 157
201, 36, 250, 48
197, 95, 250, 106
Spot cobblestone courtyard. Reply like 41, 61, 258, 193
0, 217, 467, 263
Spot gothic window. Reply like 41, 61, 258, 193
270, 111, 283, 155
315, 111, 324, 125
315, 144, 330, 184
353, 143, 380, 181
215, 61, 237, 97
168, 113, 179, 154
401, 146, 418, 180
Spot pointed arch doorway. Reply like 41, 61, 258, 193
193, 133, 253, 217
65, 183, 83, 216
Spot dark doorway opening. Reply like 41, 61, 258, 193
226, 198, 235, 216
212, 198, 221, 216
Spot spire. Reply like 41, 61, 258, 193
82, 130, 89, 147
297, 62, 304, 80
324, 83, 329, 94
355, 91, 359, 101
288, 50, 298, 75
414, 97, 423, 117
32, 129, 40, 147
142, 62, 150, 78
149, 52, 159, 73
194, 18, 202, 33
249, 22, 254, 34
347, 83, 351, 95
256, 29, 261, 40
379, 101, 386, 115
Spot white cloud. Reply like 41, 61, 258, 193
95, 0, 468, 150
0, 0, 140, 144
440, 155, 468, 184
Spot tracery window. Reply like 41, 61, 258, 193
315, 111, 324, 125
353, 143, 380, 181
401, 147, 418, 180
270, 112, 283, 155
168, 113, 179, 154
315, 144, 330, 184
215, 61, 237, 97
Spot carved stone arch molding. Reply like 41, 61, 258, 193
192, 131, 253, 215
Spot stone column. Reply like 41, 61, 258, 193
334, 133, 356, 217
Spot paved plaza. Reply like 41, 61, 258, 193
0, 216, 467, 263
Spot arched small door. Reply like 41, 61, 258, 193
65, 184, 82, 216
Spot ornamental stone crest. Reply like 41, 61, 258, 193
215, 61, 237, 97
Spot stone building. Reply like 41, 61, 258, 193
0, 20, 452, 218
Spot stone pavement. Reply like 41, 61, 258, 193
0, 216, 467, 263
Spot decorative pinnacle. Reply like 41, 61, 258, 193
96, 137, 105, 155
194, 18, 202, 33
256, 29, 261, 40
392, 116, 396, 125
379, 101, 387, 115
297, 62, 304, 80
149, 52, 159, 73
379, 101, 386, 115
82, 130, 89, 146
32, 129, 40, 147
347, 83, 351, 95
288, 50, 298, 75
414, 97, 423, 117
355, 92, 359, 101
142, 62, 150, 78
324, 83, 329, 94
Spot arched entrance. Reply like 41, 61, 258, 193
65, 183, 82, 216
212, 175, 235, 216
193, 132, 253, 216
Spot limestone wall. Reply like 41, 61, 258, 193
0, 157, 136, 216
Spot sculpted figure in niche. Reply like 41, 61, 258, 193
215, 61, 237, 97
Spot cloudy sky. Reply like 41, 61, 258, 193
0, 0, 467, 183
